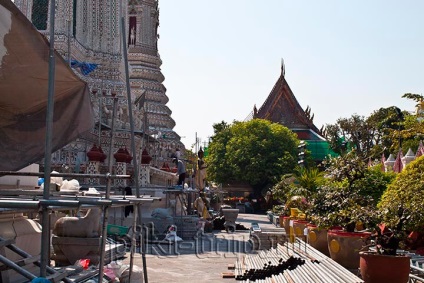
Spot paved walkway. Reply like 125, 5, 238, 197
122, 213, 273, 283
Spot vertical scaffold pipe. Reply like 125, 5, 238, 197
40, 0, 56, 277
120, 16, 148, 283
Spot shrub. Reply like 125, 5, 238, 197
378, 155, 424, 233
308, 183, 378, 231
352, 165, 396, 205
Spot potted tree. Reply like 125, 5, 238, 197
378, 155, 424, 253
359, 209, 410, 283
308, 183, 377, 268
307, 152, 391, 269
361, 156, 424, 282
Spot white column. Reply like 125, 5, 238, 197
114, 162, 127, 187
139, 164, 150, 187
86, 161, 100, 185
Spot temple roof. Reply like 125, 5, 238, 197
253, 69, 323, 139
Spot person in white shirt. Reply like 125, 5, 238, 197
173, 158, 186, 186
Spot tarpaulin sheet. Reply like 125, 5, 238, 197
0, 0, 94, 171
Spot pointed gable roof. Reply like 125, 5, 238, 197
254, 68, 323, 140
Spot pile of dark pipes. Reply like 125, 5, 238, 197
235, 256, 305, 281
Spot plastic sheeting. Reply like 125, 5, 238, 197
0, 0, 94, 171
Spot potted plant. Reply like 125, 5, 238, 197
359, 155, 424, 282
269, 166, 319, 242
378, 155, 424, 253
359, 209, 410, 283
307, 183, 377, 268
306, 152, 390, 269
270, 204, 284, 227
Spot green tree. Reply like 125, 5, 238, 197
397, 93, 424, 152
366, 106, 405, 155
205, 121, 234, 183
325, 114, 374, 157
206, 119, 298, 191
325, 107, 407, 159
378, 155, 424, 233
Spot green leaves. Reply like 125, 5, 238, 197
206, 119, 298, 189
378, 155, 424, 233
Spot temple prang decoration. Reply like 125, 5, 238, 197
14, 0, 185, 176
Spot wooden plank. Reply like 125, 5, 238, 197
227, 264, 235, 270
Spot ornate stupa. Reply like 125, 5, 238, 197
127, 0, 183, 165
13, 0, 183, 173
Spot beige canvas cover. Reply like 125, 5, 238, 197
0, 0, 94, 171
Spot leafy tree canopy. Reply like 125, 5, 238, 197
206, 119, 299, 190
378, 155, 424, 233
325, 93, 424, 158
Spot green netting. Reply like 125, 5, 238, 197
31, 0, 48, 30
306, 140, 338, 160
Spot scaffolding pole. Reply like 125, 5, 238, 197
0, 171, 131, 179
40, 0, 57, 277
121, 16, 148, 283
97, 93, 118, 282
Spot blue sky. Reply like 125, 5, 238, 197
158, 1, 423, 149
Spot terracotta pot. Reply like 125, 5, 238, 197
279, 215, 285, 228
293, 219, 309, 241
327, 229, 371, 269
282, 216, 291, 235
307, 224, 329, 256
359, 251, 410, 283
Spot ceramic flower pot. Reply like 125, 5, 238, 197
327, 229, 371, 269
359, 251, 410, 283
279, 215, 285, 228
282, 216, 291, 235
293, 219, 309, 241
307, 224, 329, 256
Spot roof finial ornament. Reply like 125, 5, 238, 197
281, 58, 285, 77
253, 104, 258, 118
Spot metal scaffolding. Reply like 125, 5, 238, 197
0, 1, 151, 282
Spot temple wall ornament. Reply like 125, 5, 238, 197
17, 0, 185, 177
86, 161, 100, 185
139, 164, 151, 187
114, 162, 127, 187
